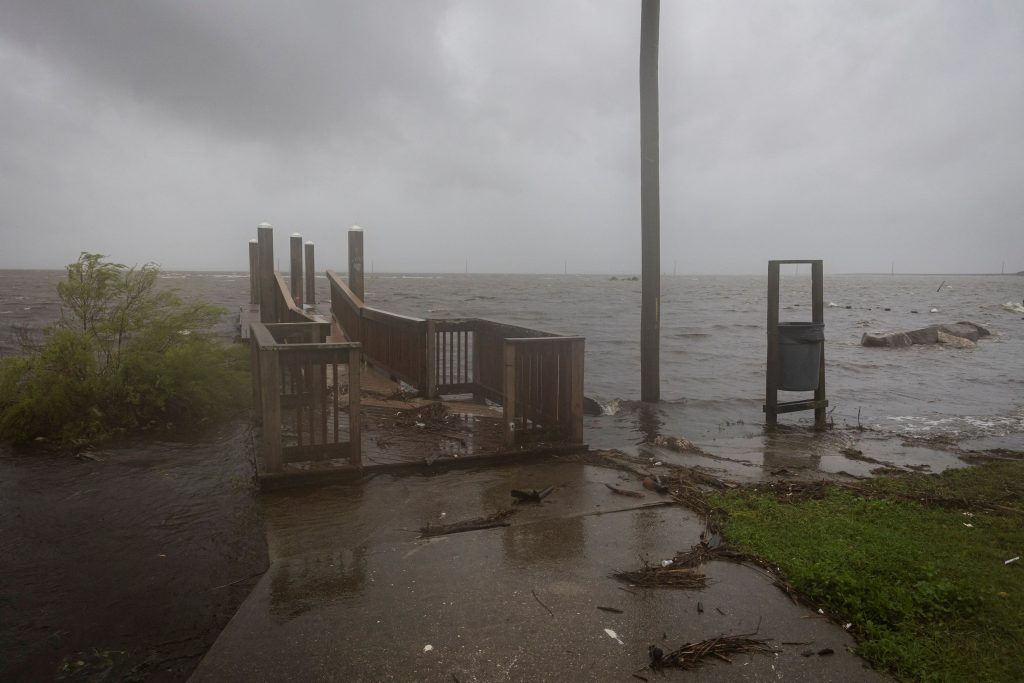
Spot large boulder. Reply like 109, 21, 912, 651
861, 322, 990, 348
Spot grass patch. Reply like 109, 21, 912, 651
710, 462, 1024, 682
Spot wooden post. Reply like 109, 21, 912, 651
348, 347, 362, 467
248, 239, 259, 305
349, 226, 365, 301
569, 338, 585, 443
260, 345, 282, 472
765, 261, 781, 428
257, 222, 277, 323
304, 241, 316, 306
290, 232, 303, 308
425, 321, 437, 398
640, 0, 661, 402
812, 260, 826, 429
503, 341, 517, 445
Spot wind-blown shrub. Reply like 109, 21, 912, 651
0, 253, 249, 447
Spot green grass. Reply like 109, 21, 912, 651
710, 462, 1024, 682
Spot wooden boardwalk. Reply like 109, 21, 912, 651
243, 224, 586, 490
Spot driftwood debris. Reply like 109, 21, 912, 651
418, 509, 515, 538
649, 634, 776, 671
605, 483, 644, 498
612, 564, 708, 590
511, 486, 555, 503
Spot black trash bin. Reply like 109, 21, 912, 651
778, 322, 824, 391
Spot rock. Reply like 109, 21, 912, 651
937, 330, 976, 349
583, 396, 604, 417
861, 322, 991, 348
861, 331, 912, 347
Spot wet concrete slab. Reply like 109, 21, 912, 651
191, 461, 884, 682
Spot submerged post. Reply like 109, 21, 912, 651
349, 226, 365, 301
304, 241, 316, 306
290, 232, 303, 307
640, 0, 661, 402
248, 239, 259, 305
257, 222, 276, 323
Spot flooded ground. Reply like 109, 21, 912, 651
0, 422, 267, 681
0, 269, 1020, 679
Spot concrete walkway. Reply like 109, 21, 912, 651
191, 460, 884, 682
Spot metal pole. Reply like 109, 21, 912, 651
248, 239, 259, 305
304, 241, 316, 306
349, 226, 365, 301
640, 0, 661, 402
289, 232, 303, 307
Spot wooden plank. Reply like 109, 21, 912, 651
282, 441, 352, 463
763, 399, 829, 415
503, 341, 516, 445
765, 261, 781, 427
259, 346, 282, 472
349, 347, 361, 467
569, 338, 585, 443
812, 260, 826, 429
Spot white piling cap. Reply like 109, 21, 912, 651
349, 225, 364, 232
291, 232, 302, 238
258, 221, 272, 229
249, 238, 258, 244
305, 241, 314, 246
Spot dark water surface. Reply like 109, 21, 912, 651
0, 269, 1022, 679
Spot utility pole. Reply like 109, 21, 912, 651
640, 0, 661, 402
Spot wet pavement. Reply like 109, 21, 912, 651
191, 460, 885, 682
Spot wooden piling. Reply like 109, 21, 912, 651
640, 0, 661, 403
290, 233, 303, 308
349, 226, 365, 301
765, 261, 781, 427
812, 260, 826, 429
257, 223, 277, 323
248, 239, 259, 305
304, 241, 316, 306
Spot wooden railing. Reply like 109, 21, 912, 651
250, 321, 361, 473
327, 271, 584, 447
329, 273, 363, 343
272, 272, 319, 324
504, 337, 584, 444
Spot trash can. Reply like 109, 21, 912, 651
778, 322, 824, 391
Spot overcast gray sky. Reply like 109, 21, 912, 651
1, 1, 1021, 273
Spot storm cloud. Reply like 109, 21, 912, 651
1, 1, 1021, 273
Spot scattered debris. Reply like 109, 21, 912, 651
604, 628, 624, 645
611, 563, 708, 590
650, 435, 706, 454
598, 606, 624, 614
605, 483, 644, 498
715, 607, 727, 616
418, 509, 515, 538
642, 477, 668, 494
648, 634, 776, 671
1006, 556, 1020, 565
511, 486, 554, 503
532, 589, 554, 617
818, 647, 835, 656
697, 602, 703, 613
839, 447, 887, 465
423, 644, 434, 653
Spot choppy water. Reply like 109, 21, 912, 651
2, 269, 1023, 448
1, 268, 1021, 678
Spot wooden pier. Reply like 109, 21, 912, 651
243, 223, 587, 489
